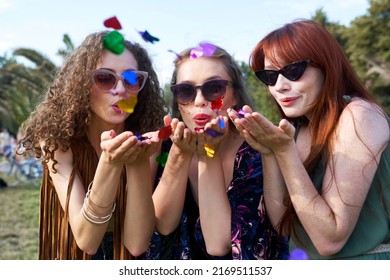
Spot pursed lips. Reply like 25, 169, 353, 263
193, 113, 211, 126
279, 96, 299, 106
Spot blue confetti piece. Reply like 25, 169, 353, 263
122, 70, 137, 85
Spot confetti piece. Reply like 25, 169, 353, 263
218, 117, 225, 129
289, 248, 309, 260
190, 42, 217, 59
117, 95, 138, 114
138, 30, 160, 44
122, 70, 137, 85
211, 96, 223, 110
168, 49, 182, 60
205, 128, 223, 137
199, 42, 217, 56
156, 151, 169, 167
103, 31, 125, 54
158, 126, 172, 140
103, 16, 122, 30
135, 132, 149, 141
204, 143, 215, 158
238, 109, 245, 118
190, 47, 204, 59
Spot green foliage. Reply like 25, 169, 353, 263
343, 0, 390, 111
0, 49, 56, 135
239, 62, 280, 123
57, 33, 75, 59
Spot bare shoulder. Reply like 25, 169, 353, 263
338, 98, 389, 149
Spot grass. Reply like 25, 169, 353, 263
0, 172, 40, 260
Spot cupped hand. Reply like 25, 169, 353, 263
196, 115, 228, 158
164, 115, 197, 155
228, 105, 295, 155
100, 129, 142, 165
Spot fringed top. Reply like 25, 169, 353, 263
38, 136, 133, 259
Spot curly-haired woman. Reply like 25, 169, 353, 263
18, 31, 167, 259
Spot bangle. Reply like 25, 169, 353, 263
86, 181, 115, 209
82, 199, 116, 224
82, 181, 116, 225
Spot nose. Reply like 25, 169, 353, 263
114, 78, 127, 96
273, 74, 290, 92
193, 88, 208, 107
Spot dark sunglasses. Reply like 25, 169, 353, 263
170, 79, 233, 105
92, 69, 148, 93
255, 60, 310, 86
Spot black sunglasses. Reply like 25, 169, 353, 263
170, 79, 233, 105
255, 60, 310, 86
92, 69, 148, 93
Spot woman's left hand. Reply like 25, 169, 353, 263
229, 105, 296, 154
196, 116, 228, 158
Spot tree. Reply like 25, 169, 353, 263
0, 49, 56, 135
239, 62, 280, 123
0, 34, 75, 135
344, 0, 390, 110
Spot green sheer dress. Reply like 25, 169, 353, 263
290, 101, 390, 259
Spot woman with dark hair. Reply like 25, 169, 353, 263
229, 19, 390, 259
142, 42, 289, 260
18, 31, 167, 259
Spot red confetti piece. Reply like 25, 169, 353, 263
104, 16, 122, 30
211, 96, 223, 110
158, 126, 172, 140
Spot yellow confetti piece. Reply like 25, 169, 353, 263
117, 95, 138, 114
203, 143, 215, 158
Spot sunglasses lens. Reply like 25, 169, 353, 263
283, 61, 307, 81
255, 70, 278, 86
123, 74, 146, 92
171, 83, 195, 104
94, 71, 117, 90
255, 60, 309, 85
202, 80, 228, 101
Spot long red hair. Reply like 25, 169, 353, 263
249, 19, 379, 235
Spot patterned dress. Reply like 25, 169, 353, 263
140, 140, 289, 260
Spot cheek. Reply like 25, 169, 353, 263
222, 91, 237, 109
178, 106, 191, 122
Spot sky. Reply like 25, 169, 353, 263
0, 0, 370, 85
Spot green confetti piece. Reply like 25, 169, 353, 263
156, 152, 169, 167
103, 31, 125, 55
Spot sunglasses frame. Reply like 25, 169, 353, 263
255, 60, 311, 86
170, 79, 233, 105
92, 69, 149, 93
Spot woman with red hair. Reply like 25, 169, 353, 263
229, 19, 390, 259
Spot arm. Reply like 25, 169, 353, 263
235, 102, 389, 255
152, 116, 196, 235
123, 138, 159, 256
47, 130, 139, 255
196, 117, 231, 256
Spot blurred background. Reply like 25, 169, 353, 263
0, 0, 389, 259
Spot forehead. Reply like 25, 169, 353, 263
176, 57, 229, 82
97, 49, 139, 70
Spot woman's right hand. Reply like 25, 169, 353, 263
164, 115, 197, 155
100, 129, 142, 165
